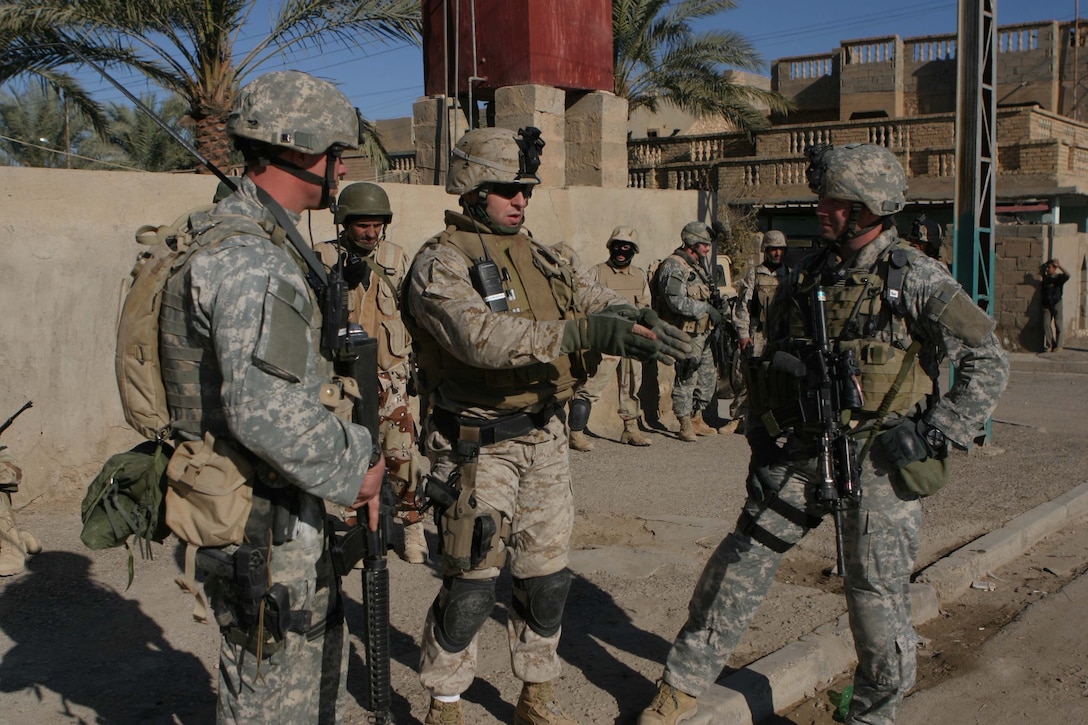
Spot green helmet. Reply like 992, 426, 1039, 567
607, 225, 640, 253
213, 176, 240, 203
761, 230, 787, 251
805, 143, 907, 216
335, 182, 392, 225
227, 71, 359, 155
681, 221, 712, 247
445, 127, 543, 195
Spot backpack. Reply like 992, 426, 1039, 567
82, 208, 257, 575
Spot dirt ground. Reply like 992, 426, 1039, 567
0, 352, 1085, 724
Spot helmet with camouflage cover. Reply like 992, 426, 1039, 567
607, 225, 640, 254
761, 230, 787, 251
227, 71, 359, 155
446, 127, 544, 195
805, 143, 907, 217
681, 221, 712, 247
906, 215, 944, 257
335, 182, 393, 225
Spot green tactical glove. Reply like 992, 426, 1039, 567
633, 308, 694, 365
561, 315, 661, 360
707, 304, 723, 326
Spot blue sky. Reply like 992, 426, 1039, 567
72, 0, 1084, 122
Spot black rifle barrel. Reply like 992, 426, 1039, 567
0, 401, 33, 437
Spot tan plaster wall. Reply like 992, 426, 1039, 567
0, 167, 700, 501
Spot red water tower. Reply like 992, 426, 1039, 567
421, 0, 614, 99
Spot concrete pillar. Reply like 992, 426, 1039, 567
494, 84, 567, 187
566, 90, 629, 188
412, 96, 469, 187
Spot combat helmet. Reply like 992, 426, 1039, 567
907, 215, 944, 257
607, 225, 640, 254
805, 143, 907, 217
335, 182, 393, 225
761, 230, 787, 251
227, 70, 359, 155
446, 126, 544, 195
681, 221, 712, 247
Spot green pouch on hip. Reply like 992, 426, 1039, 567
892, 455, 950, 497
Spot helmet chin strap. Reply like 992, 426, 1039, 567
836, 202, 883, 246
269, 149, 340, 209
463, 190, 522, 235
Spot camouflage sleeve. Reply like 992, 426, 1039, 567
391, 244, 410, 297
189, 238, 372, 507
901, 257, 1010, 447
406, 244, 569, 367
586, 262, 603, 285
733, 268, 757, 337
659, 258, 711, 320
637, 269, 652, 309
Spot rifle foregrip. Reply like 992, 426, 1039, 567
362, 561, 395, 724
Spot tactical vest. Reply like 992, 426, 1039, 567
594, 262, 646, 306
780, 242, 931, 415
318, 240, 411, 373
407, 223, 590, 412
656, 252, 712, 334
751, 266, 781, 331
159, 217, 323, 440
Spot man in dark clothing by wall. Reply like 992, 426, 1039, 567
1040, 259, 1070, 352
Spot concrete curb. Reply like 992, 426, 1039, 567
690, 480, 1088, 724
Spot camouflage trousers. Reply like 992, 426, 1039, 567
419, 413, 574, 696
672, 331, 717, 418
574, 353, 643, 420
664, 444, 921, 725
378, 365, 420, 500
727, 335, 766, 421
215, 493, 348, 724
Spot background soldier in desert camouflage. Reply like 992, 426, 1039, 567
568, 226, 655, 450
728, 229, 789, 431
654, 222, 724, 442
161, 71, 384, 723
640, 143, 1009, 725
317, 181, 427, 564
0, 447, 41, 577
403, 127, 691, 725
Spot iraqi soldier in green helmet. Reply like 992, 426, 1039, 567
166, 70, 385, 723
568, 225, 655, 451
315, 182, 427, 564
640, 144, 1009, 725
652, 221, 723, 442
402, 127, 692, 725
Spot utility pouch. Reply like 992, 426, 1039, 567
891, 454, 950, 497
165, 432, 254, 548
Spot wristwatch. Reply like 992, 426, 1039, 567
367, 442, 383, 468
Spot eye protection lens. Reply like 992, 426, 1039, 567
489, 183, 534, 200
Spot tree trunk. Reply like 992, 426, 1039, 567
192, 110, 232, 172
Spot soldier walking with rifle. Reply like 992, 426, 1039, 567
1, 401, 40, 577
639, 144, 1009, 725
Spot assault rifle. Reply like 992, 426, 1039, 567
0, 401, 33, 438
761, 284, 864, 576
707, 221, 738, 371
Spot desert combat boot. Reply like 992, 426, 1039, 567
677, 416, 697, 442
620, 419, 652, 446
568, 429, 595, 452
424, 698, 463, 725
638, 680, 697, 724
690, 415, 717, 437
401, 520, 427, 564
514, 680, 578, 725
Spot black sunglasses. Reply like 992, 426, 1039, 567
488, 183, 534, 200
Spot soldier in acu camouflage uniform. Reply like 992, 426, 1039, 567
316, 182, 427, 564
568, 226, 655, 450
161, 71, 385, 724
403, 127, 692, 725
654, 222, 723, 442
640, 144, 1009, 725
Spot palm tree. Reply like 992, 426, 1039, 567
0, 0, 420, 169
0, 81, 102, 168
98, 95, 194, 172
613, 0, 791, 136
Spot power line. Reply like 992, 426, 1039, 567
0, 134, 149, 172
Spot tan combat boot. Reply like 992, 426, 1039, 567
620, 419, 652, 447
401, 521, 427, 564
717, 419, 741, 435
638, 680, 698, 725
568, 430, 595, 452
677, 416, 697, 443
514, 680, 578, 725
690, 416, 717, 437
0, 493, 27, 577
424, 698, 463, 725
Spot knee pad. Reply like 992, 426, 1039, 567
512, 569, 573, 638
432, 576, 496, 653
568, 399, 591, 432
